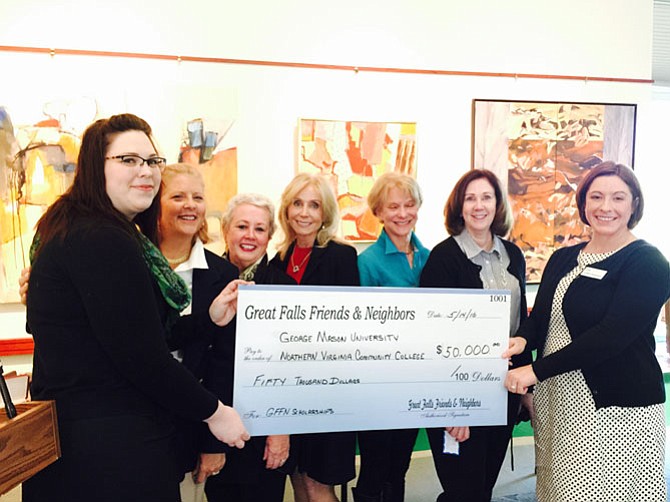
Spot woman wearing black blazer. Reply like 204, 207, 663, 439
23, 119, 247, 502
270, 173, 359, 502
203, 193, 296, 502
155, 163, 244, 495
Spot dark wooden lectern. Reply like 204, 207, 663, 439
0, 401, 60, 494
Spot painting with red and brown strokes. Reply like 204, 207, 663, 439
473, 100, 636, 282
299, 119, 417, 242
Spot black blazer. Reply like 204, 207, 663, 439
269, 240, 360, 287
176, 250, 239, 465
195, 254, 297, 453
207, 255, 299, 481
179, 250, 239, 379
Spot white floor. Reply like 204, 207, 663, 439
0, 436, 537, 501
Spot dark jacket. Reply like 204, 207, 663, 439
26, 218, 221, 499
28, 218, 219, 422
179, 250, 239, 380
269, 240, 360, 287
518, 239, 670, 409
206, 255, 298, 484
419, 235, 530, 424
191, 254, 296, 454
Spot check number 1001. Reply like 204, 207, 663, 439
490, 294, 507, 302
436, 344, 492, 358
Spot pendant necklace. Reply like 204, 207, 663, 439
290, 249, 312, 273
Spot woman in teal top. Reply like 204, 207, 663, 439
354, 172, 429, 502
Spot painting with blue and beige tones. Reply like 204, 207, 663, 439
472, 100, 636, 282
178, 117, 238, 255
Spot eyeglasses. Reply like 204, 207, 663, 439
105, 154, 166, 169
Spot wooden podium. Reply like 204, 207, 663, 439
0, 401, 60, 495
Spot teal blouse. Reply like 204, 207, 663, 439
358, 229, 429, 287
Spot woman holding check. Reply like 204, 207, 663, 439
354, 172, 429, 502
270, 172, 359, 502
420, 169, 529, 502
504, 162, 670, 502
202, 192, 295, 502
156, 163, 243, 496
23, 114, 248, 502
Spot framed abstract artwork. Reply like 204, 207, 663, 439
178, 117, 237, 254
472, 99, 636, 282
1, 101, 92, 303
298, 119, 417, 242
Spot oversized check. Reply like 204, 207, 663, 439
233, 285, 510, 436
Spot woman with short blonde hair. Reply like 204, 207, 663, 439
355, 171, 429, 502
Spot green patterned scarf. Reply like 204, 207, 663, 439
222, 251, 259, 280
137, 233, 191, 323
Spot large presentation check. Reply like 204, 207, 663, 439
233, 285, 510, 436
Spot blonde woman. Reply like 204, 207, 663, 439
270, 172, 359, 502
157, 163, 244, 494
354, 172, 429, 502
204, 193, 295, 502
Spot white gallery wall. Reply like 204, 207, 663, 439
0, 0, 666, 346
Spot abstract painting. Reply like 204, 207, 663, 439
0, 99, 95, 303
472, 99, 636, 282
178, 117, 237, 254
298, 119, 417, 241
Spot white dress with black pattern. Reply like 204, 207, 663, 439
534, 250, 666, 502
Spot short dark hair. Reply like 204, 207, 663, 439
444, 169, 512, 237
576, 161, 643, 229
34, 114, 161, 255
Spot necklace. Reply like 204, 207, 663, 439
290, 248, 312, 273
166, 252, 190, 266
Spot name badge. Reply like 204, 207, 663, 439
581, 266, 607, 280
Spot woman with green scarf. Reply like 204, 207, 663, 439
23, 114, 249, 502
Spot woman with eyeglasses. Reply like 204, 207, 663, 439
22, 114, 249, 502
270, 172, 359, 502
